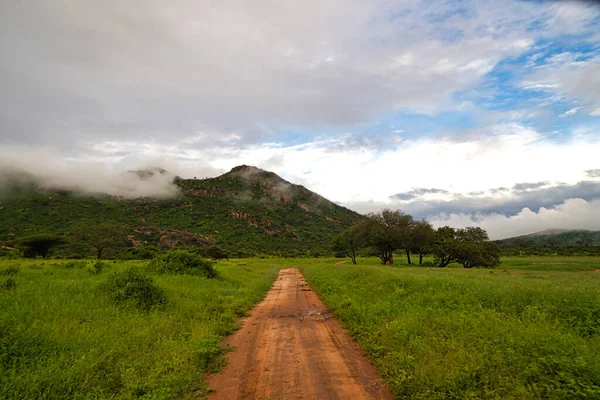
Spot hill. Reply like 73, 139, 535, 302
0, 165, 362, 258
498, 229, 600, 247
496, 229, 600, 256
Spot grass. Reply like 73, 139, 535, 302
299, 257, 600, 399
2, 255, 600, 399
0, 259, 279, 399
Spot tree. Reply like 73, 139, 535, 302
454, 227, 500, 268
355, 209, 413, 265
205, 245, 229, 260
409, 220, 436, 265
431, 226, 459, 267
331, 227, 360, 264
432, 226, 500, 268
71, 222, 128, 259
13, 234, 65, 258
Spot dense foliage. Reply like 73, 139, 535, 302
497, 230, 600, 256
104, 267, 168, 311
0, 166, 361, 258
334, 209, 500, 268
147, 250, 218, 277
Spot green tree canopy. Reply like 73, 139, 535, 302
12, 234, 65, 258
331, 226, 360, 264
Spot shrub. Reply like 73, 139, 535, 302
1, 278, 16, 290
104, 267, 167, 311
147, 250, 218, 278
88, 260, 106, 274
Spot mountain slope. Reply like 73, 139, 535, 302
497, 229, 600, 247
0, 165, 361, 257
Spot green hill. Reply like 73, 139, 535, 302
496, 229, 600, 256
498, 229, 600, 247
0, 165, 362, 258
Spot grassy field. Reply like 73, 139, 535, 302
0, 259, 279, 399
300, 257, 600, 399
1, 256, 599, 399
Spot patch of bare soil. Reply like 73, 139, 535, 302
208, 268, 392, 400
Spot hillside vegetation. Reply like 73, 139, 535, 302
497, 229, 600, 256
0, 166, 361, 258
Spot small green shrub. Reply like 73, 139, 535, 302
147, 250, 218, 278
1, 278, 16, 290
88, 260, 106, 274
0, 265, 19, 276
104, 267, 167, 311
196, 334, 225, 372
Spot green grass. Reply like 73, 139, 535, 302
0, 259, 279, 399
300, 257, 600, 399
2, 256, 600, 399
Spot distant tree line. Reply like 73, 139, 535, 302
332, 209, 501, 268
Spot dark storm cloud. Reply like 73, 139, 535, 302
399, 180, 600, 219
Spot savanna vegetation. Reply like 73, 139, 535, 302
0, 165, 361, 259
333, 209, 501, 268
0, 256, 279, 399
300, 257, 600, 399
1, 254, 599, 399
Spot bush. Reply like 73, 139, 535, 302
88, 260, 106, 274
104, 267, 167, 311
147, 250, 218, 278
1, 278, 16, 290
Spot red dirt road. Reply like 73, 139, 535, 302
208, 268, 392, 400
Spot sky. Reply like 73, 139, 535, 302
1, 0, 600, 238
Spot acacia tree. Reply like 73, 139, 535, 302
13, 234, 65, 258
71, 222, 128, 259
432, 226, 459, 267
331, 227, 360, 264
432, 226, 500, 268
409, 220, 436, 265
454, 227, 501, 268
355, 209, 413, 265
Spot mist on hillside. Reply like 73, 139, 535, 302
0, 151, 181, 198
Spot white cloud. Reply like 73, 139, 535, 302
429, 198, 600, 239
559, 107, 581, 117
0, 0, 576, 147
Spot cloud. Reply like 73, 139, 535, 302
559, 107, 581, 117
391, 188, 449, 201
586, 169, 600, 178
0, 0, 581, 151
513, 181, 550, 190
429, 198, 600, 239
0, 149, 220, 198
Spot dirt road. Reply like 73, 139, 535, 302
208, 268, 392, 400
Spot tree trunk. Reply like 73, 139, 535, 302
97, 247, 103, 260
405, 249, 411, 265
385, 253, 394, 265
419, 253, 423, 265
